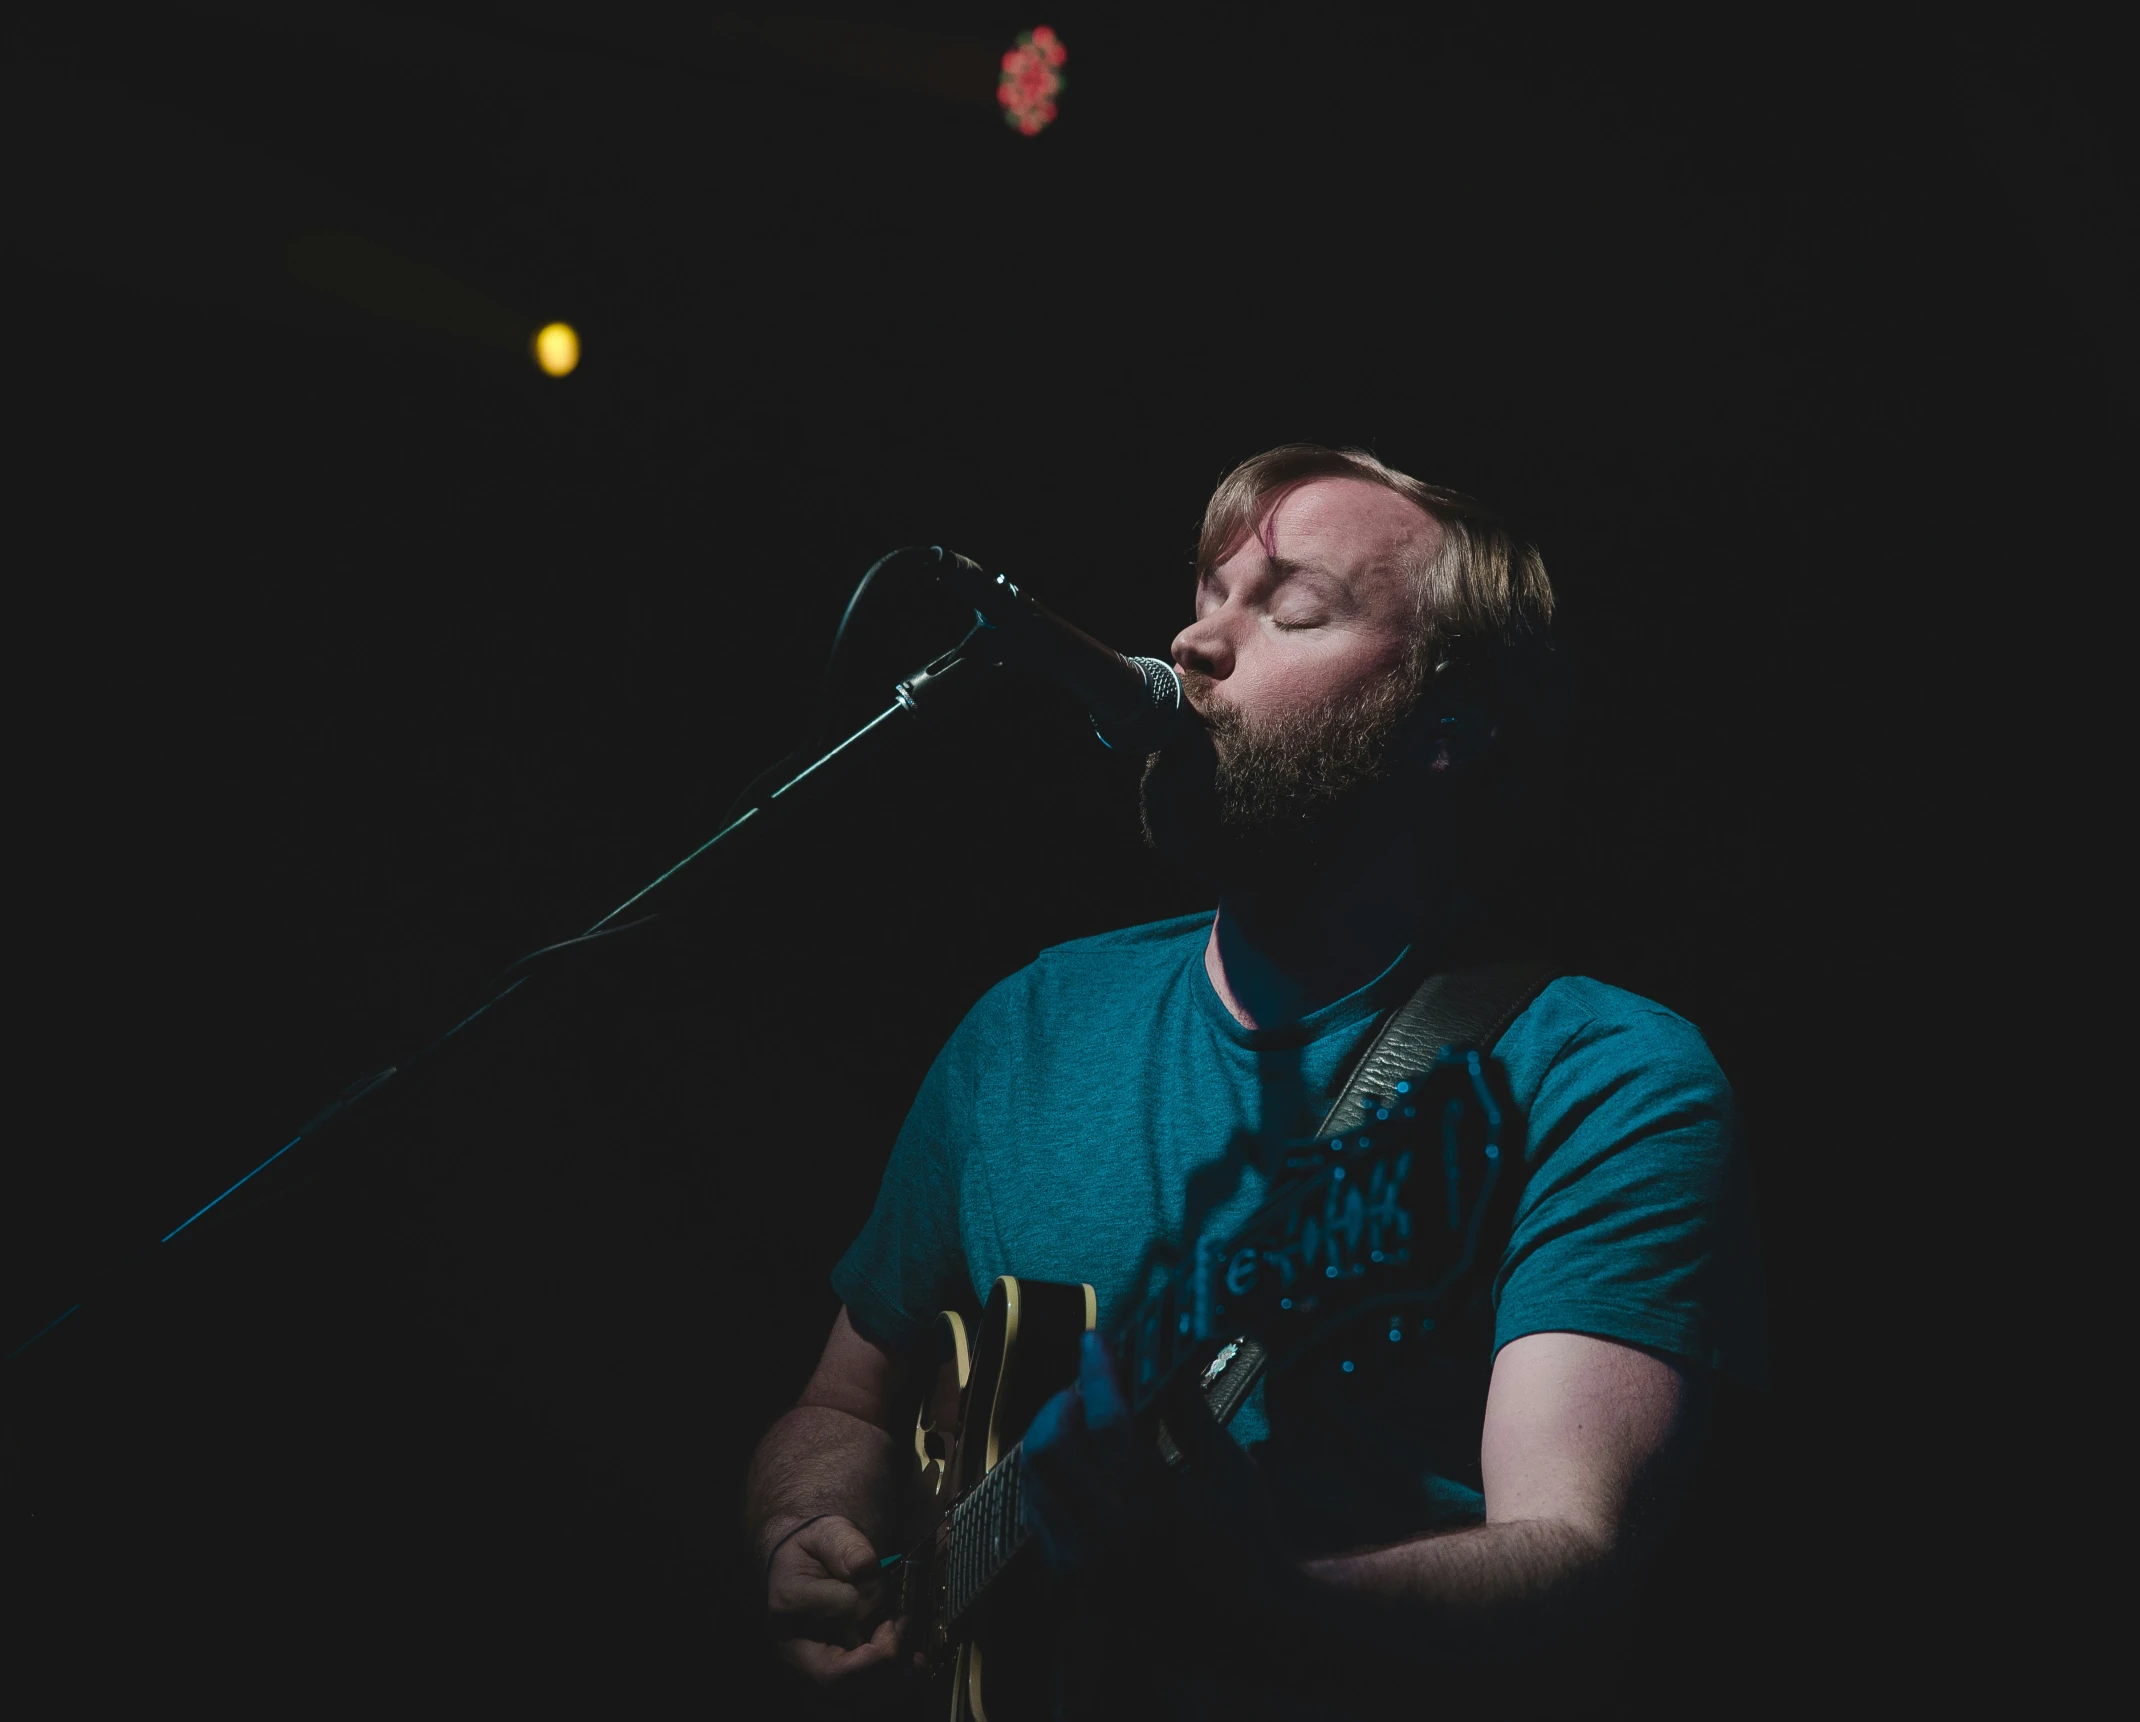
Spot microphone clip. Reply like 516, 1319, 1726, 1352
893, 631, 998, 719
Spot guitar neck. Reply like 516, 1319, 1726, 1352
941, 1438, 1031, 1632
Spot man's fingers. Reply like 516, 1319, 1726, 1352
796, 1515, 884, 1585
776, 1620, 901, 1685
765, 1513, 904, 1684
766, 1514, 886, 1622
1022, 1379, 1085, 1455
1080, 1330, 1131, 1434
770, 1571, 880, 1622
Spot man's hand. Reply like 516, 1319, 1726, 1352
1020, 1331, 1288, 1598
1017, 1331, 1147, 1578
744, 1308, 919, 1698
764, 1513, 905, 1685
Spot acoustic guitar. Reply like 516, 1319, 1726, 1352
887, 1045, 1520, 1721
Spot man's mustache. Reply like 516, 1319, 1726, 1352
1175, 668, 1242, 735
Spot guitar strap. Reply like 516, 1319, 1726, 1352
1311, 956, 1564, 1139
1184, 957, 1563, 1440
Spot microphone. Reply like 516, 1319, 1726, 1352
930, 549, 1184, 753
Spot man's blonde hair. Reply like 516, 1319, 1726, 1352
1196, 444, 1554, 685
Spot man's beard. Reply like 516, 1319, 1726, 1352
1139, 664, 1425, 893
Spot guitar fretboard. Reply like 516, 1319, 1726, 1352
943, 1441, 1029, 1628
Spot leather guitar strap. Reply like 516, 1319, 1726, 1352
1311, 957, 1564, 1141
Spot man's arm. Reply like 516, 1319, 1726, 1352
1020, 1327, 1703, 1709
743, 1305, 916, 1685
1276, 1331, 1706, 1705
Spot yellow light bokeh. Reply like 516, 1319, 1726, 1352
532, 322, 580, 377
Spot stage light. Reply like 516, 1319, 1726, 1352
532, 322, 580, 377
998, 26, 1066, 136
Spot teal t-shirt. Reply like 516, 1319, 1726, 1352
833, 912, 1765, 1551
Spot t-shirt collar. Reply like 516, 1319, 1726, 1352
1190, 927, 1422, 1052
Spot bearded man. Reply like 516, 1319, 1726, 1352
743, 445, 1767, 1715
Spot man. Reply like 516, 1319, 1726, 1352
744, 445, 1766, 1714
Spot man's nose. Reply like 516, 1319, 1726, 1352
1171, 613, 1234, 680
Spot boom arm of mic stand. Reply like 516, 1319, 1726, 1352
587, 627, 994, 933
5, 629, 998, 1365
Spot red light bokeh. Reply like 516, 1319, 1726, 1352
998, 26, 1067, 136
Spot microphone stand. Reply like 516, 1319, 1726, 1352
6, 598, 1002, 1367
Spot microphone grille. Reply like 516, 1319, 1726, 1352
1094, 657, 1184, 753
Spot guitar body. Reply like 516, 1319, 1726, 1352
911, 1275, 1095, 1722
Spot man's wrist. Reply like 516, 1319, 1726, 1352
753, 1510, 820, 1566
761, 1513, 833, 1583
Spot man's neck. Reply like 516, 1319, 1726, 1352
1204, 830, 1427, 1031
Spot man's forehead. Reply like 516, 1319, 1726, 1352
1249, 476, 1440, 571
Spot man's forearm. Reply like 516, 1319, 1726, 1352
1191, 1518, 1624, 1712
742, 1403, 903, 1563
1300, 1516, 1614, 1655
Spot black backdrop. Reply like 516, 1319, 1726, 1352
3, 5, 2116, 1712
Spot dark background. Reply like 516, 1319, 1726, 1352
2, 4, 2118, 1712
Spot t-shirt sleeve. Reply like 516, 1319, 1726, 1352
1493, 991, 1768, 1388
830, 989, 1001, 1355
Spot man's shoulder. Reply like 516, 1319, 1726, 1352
966, 911, 1211, 1027
1504, 975, 1727, 1091
1033, 911, 1213, 965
